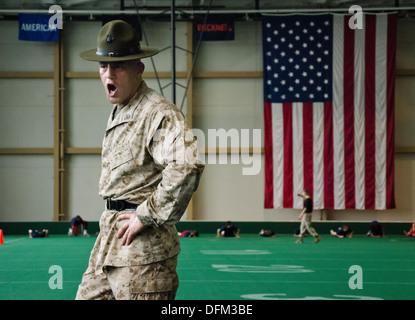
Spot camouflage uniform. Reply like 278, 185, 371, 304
76, 81, 204, 300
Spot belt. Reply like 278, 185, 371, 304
106, 199, 138, 211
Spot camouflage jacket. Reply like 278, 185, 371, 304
91, 81, 204, 272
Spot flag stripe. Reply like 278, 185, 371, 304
313, 102, 324, 209
354, 15, 366, 210
386, 13, 397, 209
324, 101, 334, 208
343, 16, 356, 209
365, 14, 376, 209
293, 102, 304, 208
272, 103, 284, 208
375, 15, 387, 209
264, 102, 273, 208
332, 14, 345, 209
283, 103, 293, 208
303, 102, 314, 199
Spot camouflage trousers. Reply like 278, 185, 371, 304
75, 255, 179, 300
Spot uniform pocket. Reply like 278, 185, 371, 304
130, 277, 178, 300
110, 143, 133, 170
132, 278, 174, 294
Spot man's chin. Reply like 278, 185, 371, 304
107, 95, 120, 105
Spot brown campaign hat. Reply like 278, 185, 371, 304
80, 20, 159, 62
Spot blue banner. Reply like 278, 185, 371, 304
18, 13, 59, 42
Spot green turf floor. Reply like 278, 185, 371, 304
0, 234, 414, 300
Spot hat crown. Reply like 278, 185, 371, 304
96, 20, 141, 58
79, 19, 159, 61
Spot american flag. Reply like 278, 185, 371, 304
263, 13, 397, 210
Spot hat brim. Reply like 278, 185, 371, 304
79, 46, 159, 62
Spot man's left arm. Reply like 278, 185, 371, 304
117, 112, 204, 245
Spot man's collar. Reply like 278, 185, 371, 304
106, 81, 148, 131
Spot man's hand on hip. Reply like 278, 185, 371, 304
116, 212, 146, 246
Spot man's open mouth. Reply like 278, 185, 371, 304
107, 83, 117, 96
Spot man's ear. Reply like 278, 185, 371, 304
137, 61, 145, 76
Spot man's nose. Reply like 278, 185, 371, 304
106, 65, 115, 78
